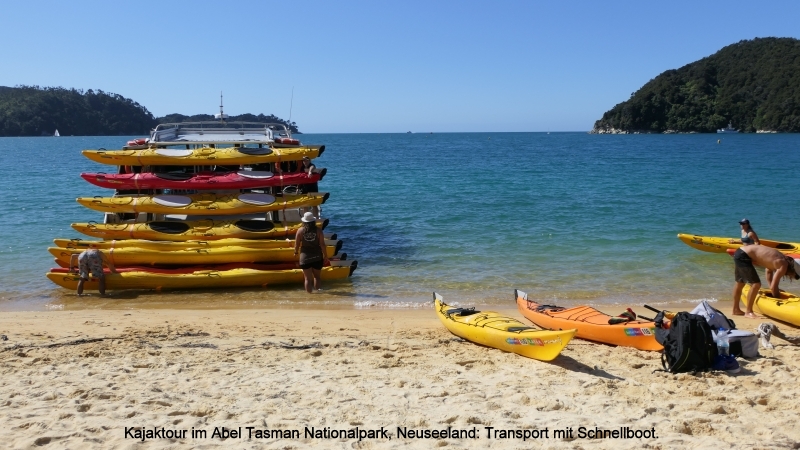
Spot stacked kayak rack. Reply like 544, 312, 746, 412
48, 121, 357, 292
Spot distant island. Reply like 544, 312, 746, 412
591, 37, 800, 134
0, 85, 299, 137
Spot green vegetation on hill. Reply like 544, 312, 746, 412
0, 86, 300, 136
0, 86, 155, 136
592, 37, 800, 133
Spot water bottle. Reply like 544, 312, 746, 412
716, 328, 730, 356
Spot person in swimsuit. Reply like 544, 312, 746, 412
76, 247, 117, 297
729, 218, 760, 245
294, 212, 328, 293
732, 244, 800, 318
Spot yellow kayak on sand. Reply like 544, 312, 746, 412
53, 237, 341, 252
47, 261, 357, 291
677, 233, 800, 254
77, 192, 328, 215
49, 243, 342, 267
82, 145, 324, 166
434, 293, 575, 361
71, 219, 327, 241
741, 285, 800, 326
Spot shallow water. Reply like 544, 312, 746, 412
2, 132, 799, 311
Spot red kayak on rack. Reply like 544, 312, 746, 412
80, 168, 326, 190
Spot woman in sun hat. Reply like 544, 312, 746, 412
729, 218, 760, 246
294, 212, 328, 293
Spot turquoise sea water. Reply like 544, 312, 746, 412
1, 133, 799, 311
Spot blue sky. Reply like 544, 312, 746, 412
1, 1, 798, 132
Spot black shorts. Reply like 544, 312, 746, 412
299, 260, 323, 270
733, 248, 760, 284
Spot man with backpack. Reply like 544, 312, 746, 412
732, 244, 800, 318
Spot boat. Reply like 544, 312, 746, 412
514, 289, 662, 351
678, 233, 800, 254
53, 237, 341, 252
80, 168, 326, 191
741, 285, 800, 327
76, 192, 329, 215
49, 110, 356, 292
70, 219, 330, 241
433, 293, 575, 361
54, 129, 60, 137
717, 122, 738, 133
49, 243, 343, 267
47, 260, 358, 291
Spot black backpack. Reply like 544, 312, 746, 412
654, 311, 716, 373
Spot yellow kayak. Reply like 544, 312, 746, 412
677, 233, 800, 254
71, 219, 326, 241
77, 192, 328, 215
53, 237, 341, 252
49, 243, 342, 267
741, 285, 800, 326
47, 261, 357, 291
82, 145, 324, 166
434, 293, 575, 361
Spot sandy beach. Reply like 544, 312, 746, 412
2, 305, 799, 449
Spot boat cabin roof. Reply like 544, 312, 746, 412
150, 121, 291, 146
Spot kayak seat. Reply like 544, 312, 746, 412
507, 327, 536, 332
238, 147, 274, 156
447, 308, 478, 316
776, 243, 794, 249
149, 221, 191, 234
235, 220, 276, 232
536, 304, 566, 313
155, 172, 195, 181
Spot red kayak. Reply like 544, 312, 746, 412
81, 169, 326, 191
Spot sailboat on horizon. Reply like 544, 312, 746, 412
53, 129, 60, 137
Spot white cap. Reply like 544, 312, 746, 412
301, 212, 317, 223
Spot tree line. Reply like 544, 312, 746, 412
592, 37, 800, 133
0, 86, 299, 136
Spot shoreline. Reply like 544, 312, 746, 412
3, 306, 799, 448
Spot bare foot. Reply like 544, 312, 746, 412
732, 310, 744, 316
744, 312, 758, 319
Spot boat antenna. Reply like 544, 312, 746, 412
215, 91, 228, 123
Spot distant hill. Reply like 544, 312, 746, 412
592, 37, 800, 133
0, 86, 155, 136
0, 86, 299, 136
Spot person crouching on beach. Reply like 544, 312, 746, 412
729, 218, 760, 246
76, 247, 117, 297
294, 212, 328, 293
732, 244, 800, 318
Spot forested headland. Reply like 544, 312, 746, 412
592, 37, 800, 133
0, 86, 299, 136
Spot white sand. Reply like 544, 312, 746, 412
1, 308, 798, 449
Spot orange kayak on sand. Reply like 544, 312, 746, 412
514, 289, 662, 351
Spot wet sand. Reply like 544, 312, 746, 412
1, 305, 799, 449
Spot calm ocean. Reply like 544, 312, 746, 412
1, 132, 799, 311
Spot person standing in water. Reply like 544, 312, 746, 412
729, 218, 760, 246
294, 212, 328, 293
76, 247, 117, 297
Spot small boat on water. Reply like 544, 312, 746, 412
678, 233, 800, 254
49, 104, 356, 292
717, 121, 738, 133
54, 129, 60, 137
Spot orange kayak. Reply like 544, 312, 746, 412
514, 289, 662, 351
